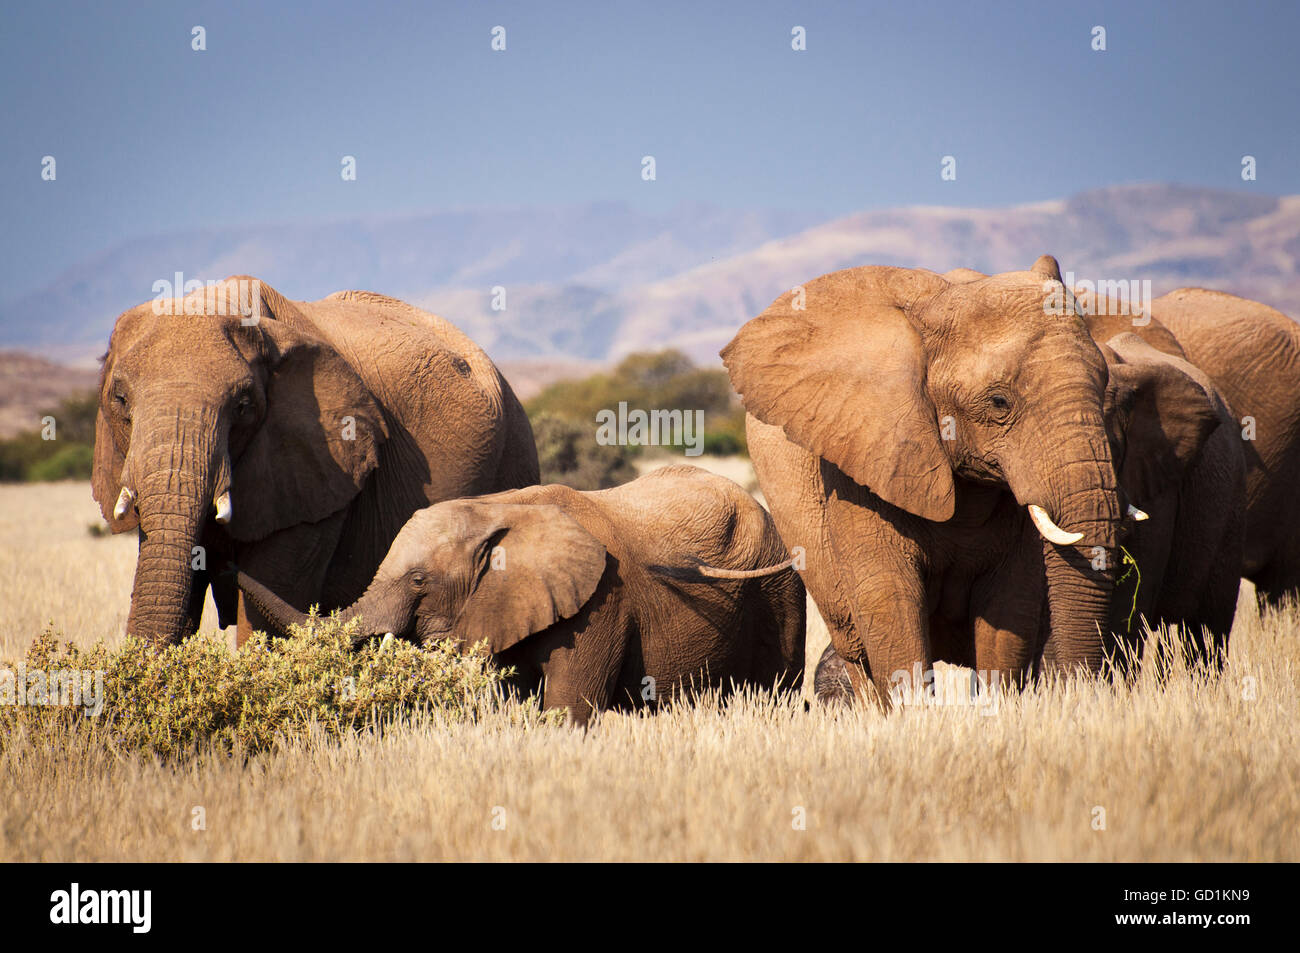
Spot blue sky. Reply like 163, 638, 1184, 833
2, 0, 1297, 294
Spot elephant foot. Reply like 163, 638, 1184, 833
813, 643, 855, 704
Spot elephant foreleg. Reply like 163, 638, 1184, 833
970, 536, 1047, 690
823, 481, 932, 709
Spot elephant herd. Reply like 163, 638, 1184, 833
90, 261, 1300, 722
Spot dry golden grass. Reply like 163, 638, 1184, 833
2, 481, 1298, 861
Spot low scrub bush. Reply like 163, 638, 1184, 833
0, 614, 514, 759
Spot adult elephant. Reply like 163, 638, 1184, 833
92, 276, 538, 646
722, 260, 1147, 705
1147, 289, 1300, 604
1098, 332, 1245, 669
812, 328, 1245, 700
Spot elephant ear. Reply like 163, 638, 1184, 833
1103, 333, 1222, 506
229, 318, 388, 541
90, 372, 138, 533
721, 265, 956, 521
454, 503, 608, 654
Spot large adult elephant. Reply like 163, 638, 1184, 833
811, 326, 1244, 701
1097, 332, 1246, 668
91, 276, 538, 646
1147, 290, 1300, 604
722, 260, 1151, 704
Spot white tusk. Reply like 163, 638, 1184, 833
214, 491, 232, 524
1028, 504, 1085, 546
113, 486, 135, 520
1127, 504, 1149, 522
380, 633, 394, 649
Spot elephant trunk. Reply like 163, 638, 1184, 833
1035, 430, 1122, 674
237, 571, 403, 644
124, 409, 225, 646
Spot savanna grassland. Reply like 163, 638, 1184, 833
2, 479, 1298, 862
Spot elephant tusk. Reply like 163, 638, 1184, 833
1127, 504, 1149, 522
1027, 504, 1085, 546
113, 486, 135, 520
214, 491, 232, 524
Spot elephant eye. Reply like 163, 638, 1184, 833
989, 392, 1011, 412
410, 572, 427, 589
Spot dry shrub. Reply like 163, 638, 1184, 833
0, 615, 517, 759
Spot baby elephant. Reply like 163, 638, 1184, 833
239, 465, 805, 723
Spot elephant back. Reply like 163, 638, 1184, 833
302, 289, 538, 498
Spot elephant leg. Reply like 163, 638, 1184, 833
235, 512, 346, 646
970, 533, 1046, 690
181, 568, 209, 638
746, 415, 860, 692
1151, 454, 1242, 669
819, 468, 932, 707
1253, 530, 1300, 608
533, 621, 628, 727
827, 522, 930, 707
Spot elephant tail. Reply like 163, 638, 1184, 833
692, 554, 797, 579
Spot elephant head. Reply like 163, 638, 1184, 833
1100, 333, 1222, 517
722, 256, 1127, 671
92, 277, 387, 645
236, 500, 608, 652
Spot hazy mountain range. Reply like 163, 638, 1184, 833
2, 183, 1297, 376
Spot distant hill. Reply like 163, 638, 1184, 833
0, 203, 819, 363
587, 185, 1300, 364
2, 185, 1296, 370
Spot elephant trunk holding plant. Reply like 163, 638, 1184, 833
92, 277, 538, 647
722, 258, 1130, 704
238, 465, 807, 725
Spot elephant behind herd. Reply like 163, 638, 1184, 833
90, 259, 1300, 719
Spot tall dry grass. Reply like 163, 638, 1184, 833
1, 481, 1297, 861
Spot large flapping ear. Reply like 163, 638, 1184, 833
1103, 333, 1221, 506
90, 359, 138, 533
454, 503, 608, 654
720, 265, 956, 521
229, 291, 388, 541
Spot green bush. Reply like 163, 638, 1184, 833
524, 350, 748, 475
28, 443, 94, 481
531, 412, 637, 490
0, 391, 97, 482
0, 615, 522, 760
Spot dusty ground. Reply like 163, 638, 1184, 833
1, 480, 1297, 861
